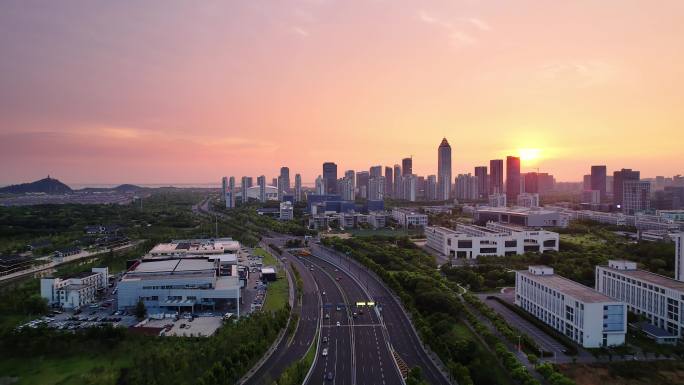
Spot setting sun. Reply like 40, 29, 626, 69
518, 148, 541, 163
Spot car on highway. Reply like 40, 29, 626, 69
325, 313, 330, 319
322, 336, 328, 343
322, 291, 326, 295
321, 348, 328, 356
325, 372, 334, 381
336, 321, 340, 327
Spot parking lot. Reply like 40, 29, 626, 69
18, 306, 139, 331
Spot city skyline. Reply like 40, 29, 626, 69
1, 1, 683, 185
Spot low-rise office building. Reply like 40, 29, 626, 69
425, 222, 559, 259
279, 201, 294, 220
117, 259, 241, 314
41, 267, 109, 310
391, 208, 428, 228
596, 259, 684, 339
473, 206, 566, 228
148, 238, 241, 257
515, 266, 626, 348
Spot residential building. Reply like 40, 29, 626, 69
426, 175, 437, 201
583, 175, 592, 191
338, 177, 355, 201
257, 175, 267, 203
455, 173, 479, 201
623, 180, 651, 215
279, 167, 290, 194
356, 171, 369, 199
517, 193, 540, 208
523, 172, 538, 194
475, 166, 488, 199
426, 222, 559, 259
391, 207, 428, 227
279, 201, 294, 221
489, 193, 507, 207
506, 156, 521, 203
516, 266, 626, 348
315, 175, 325, 195
294, 174, 302, 202
591, 165, 607, 202
402, 174, 417, 201
241, 176, 250, 204
489, 159, 504, 195
221, 177, 228, 203
537, 173, 556, 195
41, 267, 109, 310
438, 138, 452, 200
345, 170, 356, 196
596, 259, 684, 339
369, 176, 386, 200
613, 169, 640, 209
385, 166, 394, 197
393, 164, 402, 198
228, 177, 235, 208
323, 162, 338, 194
370, 165, 382, 178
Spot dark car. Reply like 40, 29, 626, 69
325, 372, 334, 381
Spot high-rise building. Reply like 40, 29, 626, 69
583, 175, 592, 191
623, 180, 650, 215
385, 166, 393, 197
489, 159, 504, 194
272, 177, 278, 188
426, 175, 437, 201
241, 176, 250, 204
523, 172, 538, 194
393, 164, 402, 198
474, 166, 488, 199
456, 173, 479, 201
345, 170, 356, 196
221, 177, 228, 202
369, 176, 386, 200
280, 167, 290, 193
227, 177, 235, 208
537, 173, 556, 194
675, 233, 684, 282
257, 175, 267, 203
338, 177, 354, 201
402, 157, 412, 176
356, 171, 369, 199
315, 175, 325, 195
294, 174, 302, 202
613, 169, 640, 209
591, 165, 607, 202
402, 175, 417, 201
506, 156, 521, 204
323, 162, 338, 194
370, 165, 382, 178
438, 138, 452, 200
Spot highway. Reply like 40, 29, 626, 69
311, 244, 451, 385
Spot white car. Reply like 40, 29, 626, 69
322, 348, 328, 356
336, 321, 340, 327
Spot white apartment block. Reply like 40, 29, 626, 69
596, 259, 684, 338
279, 201, 294, 221
516, 266, 626, 348
41, 267, 109, 310
391, 207, 428, 227
425, 222, 559, 259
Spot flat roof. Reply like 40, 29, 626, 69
636, 321, 675, 338
476, 207, 558, 216
131, 259, 215, 274
601, 265, 684, 292
518, 270, 617, 303
261, 267, 276, 274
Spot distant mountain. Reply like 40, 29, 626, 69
78, 184, 145, 193
0, 177, 73, 194
113, 184, 144, 192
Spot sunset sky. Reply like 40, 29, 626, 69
1, 0, 683, 185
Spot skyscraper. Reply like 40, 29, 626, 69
402, 157, 412, 176
338, 177, 354, 201
590, 165, 607, 202
613, 168, 640, 208
474, 166, 488, 199
356, 171, 369, 199
623, 180, 651, 215
315, 175, 325, 195
279, 167, 290, 193
385, 166, 393, 197
523, 172, 538, 194
402, 174, 417, 201
393, 164, 402, 198
228, 176, 235, 208
506, 156, 521, 204
438, 138, 452, 200
455, 174, 479, 201
426, 175, 437, 201
345, 170, 356, 196
323, 162, 338, 194
369, 176, 386, 200
489, 159, 504, 194
241, 176, 250, 204
370, 165, 382, 178
221, 176, 228, 202
257, 175, 266, 203
294, 174, 302, 202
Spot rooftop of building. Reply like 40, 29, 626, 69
475, 206, 558, 216
518, 268, 617, 303
149, 238, 240, 254
599, 263, 684, 292
393, 207, 426, 215
131, 259, 216, 274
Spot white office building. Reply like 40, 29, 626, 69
117, 259, 241, 314
426, 222, 559, 259
489, 193, 507, 208
676, 233, 684, 281
280, 201, 294, 221
516, 266, 626, 348
517, 193, 540, 208
392, 207, 428, 227
473, 206, 567, 228
41, 267, 109, 310
149, 238, 241, 258
596, 259, 684, 339
369, 212, 387, 229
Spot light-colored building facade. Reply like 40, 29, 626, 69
596, 259, 684, 338
623, 180, 651, 215
426, 222, 559, 259
391, 207, 428, 227
516, 266, 626, 348
473, 206, 566, 228
489, 193, 507, 208
517, 193, 540, 208
455, 173, 479, 201
279, 201, 294, 220
438, 138, 452, 201
41, 267, 109, 310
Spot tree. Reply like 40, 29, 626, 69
135, 299, 147, 319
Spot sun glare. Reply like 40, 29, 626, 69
518, 148, 541, 162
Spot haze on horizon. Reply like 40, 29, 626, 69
1, 0, 683, 185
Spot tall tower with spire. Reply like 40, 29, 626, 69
438, 138, 452, 201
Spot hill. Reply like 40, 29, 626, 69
0, 177, 73, 194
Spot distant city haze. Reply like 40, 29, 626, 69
1, 1, 683, 185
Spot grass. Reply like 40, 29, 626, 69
263, 265, 289, 312
347, 228, 424, 238
0, 348, 132, 385
254, 247, 278, 266
558, 361, 684, 385
302, 328, 318, 367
